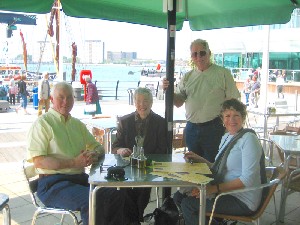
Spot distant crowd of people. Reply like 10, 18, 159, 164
242, 68, 286, 108
243, 74, 261, 108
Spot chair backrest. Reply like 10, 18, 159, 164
253, 167, 285, 219
22, 160, 40, 207
207, 167, 286, 224
259, 138, 274, 166
285, 125, 300, 135
271, 124, 300, 136
287, 168, 300, 192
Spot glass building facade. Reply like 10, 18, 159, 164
213, 9, 300, 81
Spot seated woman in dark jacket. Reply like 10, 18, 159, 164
112, 87, 168, 224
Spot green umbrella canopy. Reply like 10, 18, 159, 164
1, 0, 298, 155
0, 0, 298, 31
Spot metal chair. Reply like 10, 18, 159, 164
92, 127, 105, 144
172, 121, 186, 152
0, 193, 11, 225
271, 123, 300, 136
278, 155, 300, 223
259, 138, 275, 166
206, 167, 286, 225
22, 160, 81, 225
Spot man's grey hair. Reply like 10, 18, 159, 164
190, 39, 210, 52
134, 87, 153, 103
51, 82, 74, 97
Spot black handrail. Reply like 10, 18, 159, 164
56, 80, 162, 100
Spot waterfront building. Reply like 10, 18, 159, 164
82, 40, 105, 64
207, 9, 300, 81
107, 51, 137, 63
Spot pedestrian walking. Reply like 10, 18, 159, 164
37, 71, 51, 116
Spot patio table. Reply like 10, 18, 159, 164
88, 154, 210, 225
247, 109, 300, 139
269, 134, 300, 223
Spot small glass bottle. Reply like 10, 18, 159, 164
130, 145, 138, 166
137, 147, 147, 169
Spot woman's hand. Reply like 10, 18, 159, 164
117, 148, 132, 157
184, 151, 213, 167
184, 151, 204, 163
190, 184, 218, 198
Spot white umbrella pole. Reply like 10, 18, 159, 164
260, 25, 270, 139
260, 25, 270, 113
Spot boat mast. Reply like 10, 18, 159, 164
19, 30, 27, 72
47, 0, 63, 80
57, 0, 63, 80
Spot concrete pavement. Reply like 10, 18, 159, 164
0, 97, 300, 224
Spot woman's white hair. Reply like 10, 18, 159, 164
134, 87, 153, 103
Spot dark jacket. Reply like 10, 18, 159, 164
112, 111, 168, 154
86, 82, 99, 104
18, 80, 27, 95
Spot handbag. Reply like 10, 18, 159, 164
84, 104, 96, 113
144, 196, 179, 225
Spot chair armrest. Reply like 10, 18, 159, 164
216, 179, 279, 197
207, 179, 281, 225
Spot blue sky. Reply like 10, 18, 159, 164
2, 12, 276, 61
1, 13, 198, 60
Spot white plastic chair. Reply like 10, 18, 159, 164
22, 160, 81, 225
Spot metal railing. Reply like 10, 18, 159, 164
69, 80, 162, 100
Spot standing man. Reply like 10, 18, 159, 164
250, 76, 261, 108
276, 71, 285, 99
243, 78, 252, 106
27, 82, 129, 225
163, 39, 240, 162
37, 71, 51, 116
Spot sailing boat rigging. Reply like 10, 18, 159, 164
27, 0, 77, 81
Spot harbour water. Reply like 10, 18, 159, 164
25, 63, 187, 100
26, 63, 142, 82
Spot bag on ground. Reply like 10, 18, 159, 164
144, 196, 179, 225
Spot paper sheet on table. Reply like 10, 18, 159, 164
150, 171, 213, 184
152, 162, 211, 175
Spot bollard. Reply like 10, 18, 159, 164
32, 87, 38, 110
127, 88, 135, 105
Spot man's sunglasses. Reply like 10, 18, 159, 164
191, 51, 207, 58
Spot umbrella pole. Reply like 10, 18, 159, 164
163, 0, 177, 200
165, 0, 176, 154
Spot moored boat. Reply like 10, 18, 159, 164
0, 65, 23, 82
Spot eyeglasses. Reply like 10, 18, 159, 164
191, 51, 207, 58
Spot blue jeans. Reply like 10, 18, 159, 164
185, 118, 225, 162
20, 93, 27, 109
245, 93, 250, 105
173, 191, 254, 225
37, 174, 128, 225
